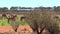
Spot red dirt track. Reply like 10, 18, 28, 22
0, 26, 33, 33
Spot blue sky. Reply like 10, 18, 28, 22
0, 0, 60, 8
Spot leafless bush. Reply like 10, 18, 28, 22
24, 11, 59, 34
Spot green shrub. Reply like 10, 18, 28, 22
0, 17, 10, 26
0, 17, 29, 26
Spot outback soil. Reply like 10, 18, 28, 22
0, 26, 33, 34
0, 26, 56, 34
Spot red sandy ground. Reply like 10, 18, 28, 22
0, 26, 33, 33
0, 26, 54, 34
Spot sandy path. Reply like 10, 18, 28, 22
0, 26, 33, 33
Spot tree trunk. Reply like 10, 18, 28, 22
50, 31, 54, 34
48, 29, 54, 34
12, 26, 19, 32
39, 26, 46, 34
36, 29, 40, 34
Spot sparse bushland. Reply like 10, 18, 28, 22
0, 11, 60, 34
24, 11, 59, 34
0, 14, 29, 32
